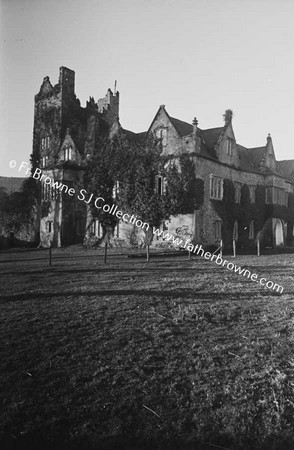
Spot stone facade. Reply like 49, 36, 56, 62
145, 105, 294, 249
33, 67, 119, 247
32, 67, 294, 249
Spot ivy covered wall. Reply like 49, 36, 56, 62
211, 179, 294, 250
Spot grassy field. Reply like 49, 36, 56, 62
0, 247, 294, 450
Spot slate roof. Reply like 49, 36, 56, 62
246, 147, 266, 168
137, 131, 147, 140
237, 145, 260, 173
72, 137, 86, 156
169, 117, 193, 137
276, 160, 294, 179
122, 128, 147, 143
169, 115, 222, 152
167, 116, 293, 179
199, 127, 223, 152
123, 106, 294, 182
168, 116, 224, 158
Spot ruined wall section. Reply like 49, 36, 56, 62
59, 67, 88, 160
84, 98, 101, 158
33, 67, 90, 168
33, 77, 62, 167
97, 89, 119, 128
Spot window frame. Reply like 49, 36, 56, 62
155, 128, 167, 146
112, 181, 120, 199
266, 186, 288, 206
92, 219, 101, 238
227, 138, 233, 157
155, 175, 166, 196
64, 147, 72, 161
41, 155, 48, 168
249, 185, 256, 203
210, 175, 224, 200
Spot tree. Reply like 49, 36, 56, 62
115, 137, 162, 260
84, 136, 122, 262
164, 154, 204, 215
117, 138, 203, 261
0, 186, 37, 247
84, 133, 204, 262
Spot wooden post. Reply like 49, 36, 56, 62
146, 244, 150, 262
104, 240, 107, 264
49, 245, 52, 267
187, 240, 191, 260
233, 239, 236, 258
220, 239, 223, 258
257, 239, 260, 257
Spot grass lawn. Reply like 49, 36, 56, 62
0, 247, 294, 449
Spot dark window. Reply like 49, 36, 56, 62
92, 219, 101, 237
158, 177, 162, 195
46, 221, 53, 233
155, 175, 165, 196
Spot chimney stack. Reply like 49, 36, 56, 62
192, 117, 198, 135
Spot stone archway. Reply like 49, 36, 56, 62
275, 219, 284, 247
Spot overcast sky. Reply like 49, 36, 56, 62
1, 0, 294, 177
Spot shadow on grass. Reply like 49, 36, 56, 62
0, 264, 213, 277
0, 288, 286, 303
1, 262, 292, 280
0, 253, 129, 264
2, 431, 294, 450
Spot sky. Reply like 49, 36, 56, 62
1, 0, 294, 177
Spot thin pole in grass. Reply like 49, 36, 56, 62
49, 244, 52, 266
186, 237, 193, 260
104, 240, 107, 264
257, 239, 260, 257
233, 239, 236, 258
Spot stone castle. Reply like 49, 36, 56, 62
32, 66, 294, 249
